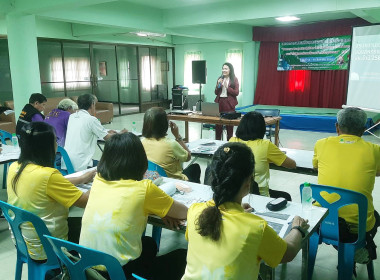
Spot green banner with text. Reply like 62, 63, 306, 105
277, 35, 351, 71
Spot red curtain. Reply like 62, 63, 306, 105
254, 42, 348, 108
253, 18, 367, 108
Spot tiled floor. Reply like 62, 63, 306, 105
1, 113, 380, 279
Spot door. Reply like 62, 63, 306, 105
91, 44, 119, 115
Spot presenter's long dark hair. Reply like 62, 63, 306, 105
195, 142, 255, 241
223, 62, 236, 88
12, 122, 56, 194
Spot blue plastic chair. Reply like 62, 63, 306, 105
0, 200, 60, 280
147, 160, 167, 177
300, 183, 375, 280
132, 273, 147, 280
147, 160, 167, 250
44, 235, 128, 280
0, 129, 14, 189
54, 146, 75, 175
0, 129, 12, 144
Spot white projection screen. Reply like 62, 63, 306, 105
346, 25, 380, 112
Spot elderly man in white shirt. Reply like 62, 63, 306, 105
64, 94, 118, 171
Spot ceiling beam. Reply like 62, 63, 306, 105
37, 2, 165, 32
72, 24, 133, 37
38, 2, 250, 42
10, 0, 117, 15
169, 23, 252, 42
351, 10, 379, 23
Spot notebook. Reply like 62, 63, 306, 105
201, 102, 220, 117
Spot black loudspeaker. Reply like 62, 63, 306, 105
192, 60, 206, 84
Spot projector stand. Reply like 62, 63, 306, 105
365, 122, 380, 139
195, 83, 203, 111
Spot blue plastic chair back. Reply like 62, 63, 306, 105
0, 129, 14, 189
147, 160, 167, 177
55, 146, 75, 175
0, 200, 60, 280
300, 183, 367, 246
146, 161, 167, 250
0, 129, 12, 144
132, 273, 147, 280
300, 183, 373, 280
44, 235, 127, 280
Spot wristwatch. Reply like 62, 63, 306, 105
176, 136, 183, 142
291, 226, 306, 238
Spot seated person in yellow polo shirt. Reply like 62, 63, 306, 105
183, 142, 309, 280
230, 111, 296, 200
80, 132, 188, 280
7, 122, 95, 261
141, 107, 201, 183
313, 107, 380, 262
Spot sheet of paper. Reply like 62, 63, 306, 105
254, 211, 294, 238
65, 167, 97, 179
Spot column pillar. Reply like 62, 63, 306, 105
6, 14, 41, 120
241, 41, 257, 107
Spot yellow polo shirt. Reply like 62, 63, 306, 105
142, 137, 189, 180
229, 137, 286, 196
313, 135, 380, 232
79, 175, 174, 266
182, 200, 287, 280
7, 163, 83, 260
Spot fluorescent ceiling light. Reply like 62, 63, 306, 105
275, 16, 300, 22
130, 31, 166, 38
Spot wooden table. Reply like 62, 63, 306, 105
167, 113, 282, 146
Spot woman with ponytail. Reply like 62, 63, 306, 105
182, 142, 309, 280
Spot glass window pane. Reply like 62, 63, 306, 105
41, 83, 65, 98
119, 80, 139, 103
157, 47, 168, 100
62, 42, 91, 96
184, 51, 201, 91
139, 47, 151, 102
0, 39, 13, 102
65, 82, 92, 98
38, 40, 63, 84
226, 49, 243, 91
95, 80, 118, 103
93, 44, 117, 81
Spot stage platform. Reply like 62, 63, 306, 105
236, 105, 379, 133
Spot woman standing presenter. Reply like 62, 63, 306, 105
214, 62, 239, 140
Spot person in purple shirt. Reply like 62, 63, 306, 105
16, 93, 47, 136
44, 99, 78, 147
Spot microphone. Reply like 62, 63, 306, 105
217, 75, 224, 88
